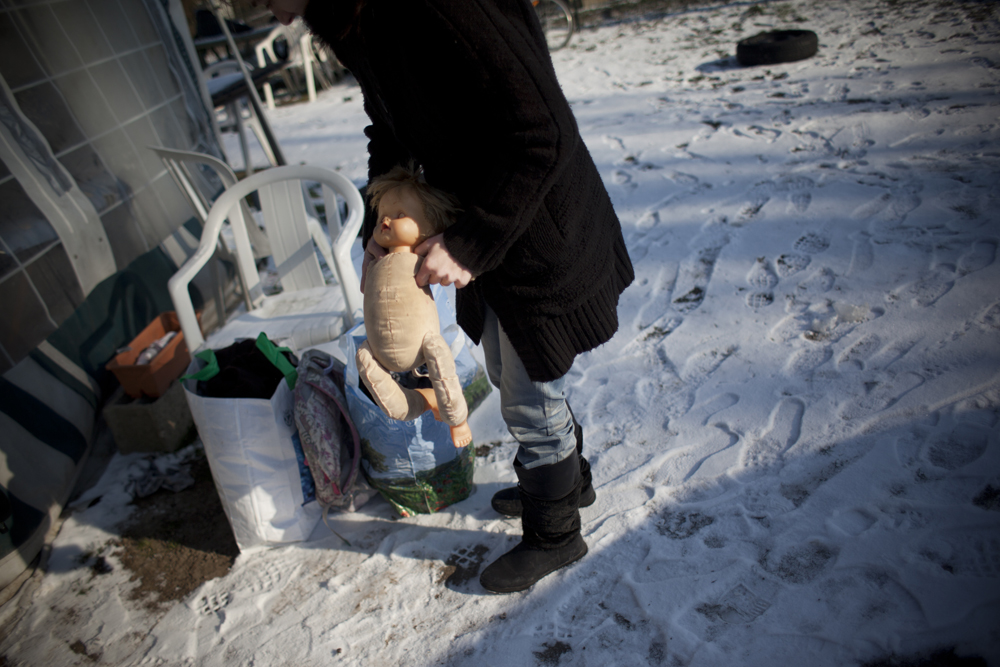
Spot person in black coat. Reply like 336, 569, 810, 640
259, 0, 634, 593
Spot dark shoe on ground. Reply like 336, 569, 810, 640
479, 533, 587, 593
480, 452, 586, 593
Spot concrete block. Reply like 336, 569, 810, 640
103, 381, 195, 455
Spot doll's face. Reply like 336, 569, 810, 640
374, 186, 435, 249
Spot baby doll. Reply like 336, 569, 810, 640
355, 165, 473, 447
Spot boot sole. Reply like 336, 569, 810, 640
480, 539, 588, 594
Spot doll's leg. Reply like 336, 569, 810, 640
356, 341, 427, 421
418, 332, 472, 447
420, 332, 469, 425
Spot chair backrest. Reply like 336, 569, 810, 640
149, 146, 271, 258
168, 164, 364, 351
255, 24, 304, 68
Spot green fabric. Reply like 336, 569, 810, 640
180, 333, 297, 388
45, 247, 192, 392
181, 348, 221, 382
254, 333, 298, 388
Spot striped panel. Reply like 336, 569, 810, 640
0, 378, 88, 465
30, 342, 100, 409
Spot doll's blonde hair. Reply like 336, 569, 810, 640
367, 163, 461, 238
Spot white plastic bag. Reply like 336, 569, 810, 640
182, 339, 320, 551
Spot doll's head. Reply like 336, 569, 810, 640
368, 164, 461, 249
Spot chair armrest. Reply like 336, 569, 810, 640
168, 184, 258, 351
330, 188, 364, 323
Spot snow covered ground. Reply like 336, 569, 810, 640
4, 0, 1000, 664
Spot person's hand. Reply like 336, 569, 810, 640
360, 237, 387, 294
414, 234, 473, 289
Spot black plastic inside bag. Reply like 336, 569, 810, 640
197, 339, 297, 399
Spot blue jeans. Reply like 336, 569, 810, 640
480, 307, 577, 470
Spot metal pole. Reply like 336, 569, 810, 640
209, 0, 287, 166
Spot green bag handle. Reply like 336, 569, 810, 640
181, 333, 297, 389
254, 333, 298, 389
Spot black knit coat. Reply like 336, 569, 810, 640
305, 0, 634, 382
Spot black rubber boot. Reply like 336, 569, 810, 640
480, 452, 588, 594
491, 418, 594, 517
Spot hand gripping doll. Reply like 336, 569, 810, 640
355, 165, 473, 447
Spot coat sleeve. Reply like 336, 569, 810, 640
395, 0, 580, 277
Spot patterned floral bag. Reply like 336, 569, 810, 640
293, 349, 377, 514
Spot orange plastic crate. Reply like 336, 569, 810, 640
106, 312, 193, 399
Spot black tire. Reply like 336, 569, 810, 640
736, 30, 818, 66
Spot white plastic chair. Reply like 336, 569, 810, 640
151, 146, 273, 312
168, 164, 364, 353
255, 22, 333, 108
203, 60, 278, 174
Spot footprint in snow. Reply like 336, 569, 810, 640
746, 291, 775, 309
922, 422, 991, 471
705, 583, 773, 624
889, 268, 955, 307
632, 557, 702, 584
765, 540, 839, 585
652, 425, 738, 488
784, 344, 833, 376
656, 508, 715, 539
745, 258, 778, 310
689, 392, 739, 426
837, 333, 882, 370
441, 544, 490, 591
847, 231, 874, 277
793, 232, 831, 255
681, 345, 736, 382
672, 217, 730, 313
777, 175, 815, 214
828, 508, 878, 536
199, 591, 231, 616
957, 239, 997, 276
838, 371, 924, 421
916, 535, 1000, 579
775, 253, 811, 278
683, 423, 741, 483
635, 262, 678, 330
746, 257, 779, 290
796, 267, 836, 295
612, 169, 637, 191
979, 301, 1000, 331
690, 568, 782, 636
738, 398, 805, 474
733, 181, 775, 224
532, 570, 650, 661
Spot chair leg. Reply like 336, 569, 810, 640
300, 34, 317, 102
263, 80, 276, 110
231, 102, 254, 176
246, 106, 278, 168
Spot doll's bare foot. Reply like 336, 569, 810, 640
451, 422, 473, 448
417, 388, 472, 447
